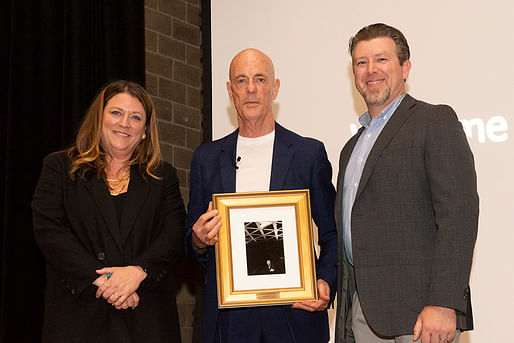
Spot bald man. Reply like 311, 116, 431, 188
185, 48, 337, 343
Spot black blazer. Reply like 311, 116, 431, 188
32, 151, 186, 343
185, 123, 338, 343
335, 95, 479, 340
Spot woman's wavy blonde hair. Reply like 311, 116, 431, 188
68, 80, 161, 180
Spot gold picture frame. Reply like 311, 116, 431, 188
213, 189, 318, 308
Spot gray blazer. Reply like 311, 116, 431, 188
335, 94, 479, 341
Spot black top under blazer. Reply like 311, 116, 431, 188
32, 151, 186, 343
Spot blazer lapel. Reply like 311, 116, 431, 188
85, 176, 123, 252
356, 95, 416, 200
119, 165, 150, 245
270, 123, 293, 191
219, 130, 238, 193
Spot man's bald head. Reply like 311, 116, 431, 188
229, 48, 275, 82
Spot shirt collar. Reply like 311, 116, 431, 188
358, 94, 407, 128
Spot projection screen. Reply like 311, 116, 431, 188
211, 1, 513, 342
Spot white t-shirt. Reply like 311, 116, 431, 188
235, 130, 275, 193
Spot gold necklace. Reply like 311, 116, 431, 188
106, 168, 128, 182
106, 168, 130, 196
108, 178, 129, 196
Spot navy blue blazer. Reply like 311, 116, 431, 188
186, 122, 337, 343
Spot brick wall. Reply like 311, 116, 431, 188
144, 0, 203, 341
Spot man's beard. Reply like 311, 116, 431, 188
362, 86, 390, 107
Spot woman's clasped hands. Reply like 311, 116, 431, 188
92, 265, 147, 310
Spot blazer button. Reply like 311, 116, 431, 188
71, 288, 76, 295
97, 251, 106, 261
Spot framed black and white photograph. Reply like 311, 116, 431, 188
213, 190, 318, 308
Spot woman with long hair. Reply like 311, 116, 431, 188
32, 80, 185, 342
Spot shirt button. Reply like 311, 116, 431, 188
367, 134, 371, 138
97, 251, 106, 261
354, 183, 358, 187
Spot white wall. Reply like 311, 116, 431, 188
211, 1, 514, 341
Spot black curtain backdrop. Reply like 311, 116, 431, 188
1, 1, 145, 341
200, 0, 211, 144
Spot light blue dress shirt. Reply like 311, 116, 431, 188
342, 94, 406, 265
